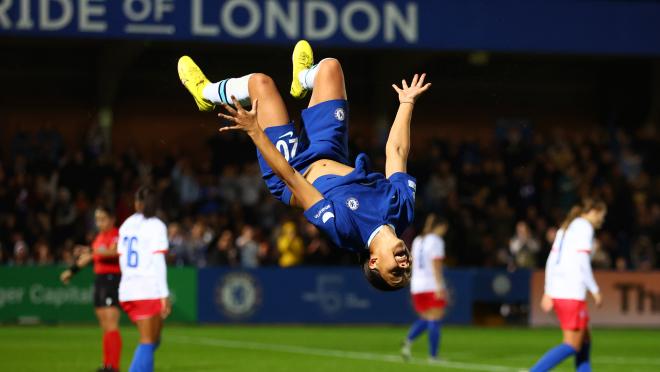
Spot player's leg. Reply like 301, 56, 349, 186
401, 294, 430, 361
96, 307, 122, 371
291, 42, 346, 107
424, 308, 445, 361
178, 56, 302, 204
177, 56, 290, 129
575, 329, 591, 372
401, 316, 427, 360
530, 329, 581, 372
289, 41, 351, 173
129, 316, 161, 372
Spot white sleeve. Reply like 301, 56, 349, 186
544, 253, 552, 294
153, 252, 170, 298
578, 250, 599, 294
544, 231, 560, 294
573, 219, 594, 253
151, 220, 169, 253
428, 235, 445, 260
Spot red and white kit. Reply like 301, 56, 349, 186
544, 217, 599, 330
410, 233, 446, 313
118, 213, 169, 322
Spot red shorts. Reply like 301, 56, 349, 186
553, 299, 589, 330
412, 292, 446, 313
120, 299, 162, 323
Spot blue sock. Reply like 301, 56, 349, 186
575, 341, 591, 372
129, 343, 156, 372
530, 343, 576, 372
427, 320, 441, 358
407, 319, 428, 341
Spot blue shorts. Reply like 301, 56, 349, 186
257, 99, 349, 205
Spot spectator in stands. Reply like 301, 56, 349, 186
208, 229, 239, 266
11, 233, 31, 266
167, 222, 187, 266
186, 221, 213, 268
509, 221, 541, 269
302, 221, 332, 265
34, 238, 53, 266
276, 222, 304, 268
237, 225, 259, 268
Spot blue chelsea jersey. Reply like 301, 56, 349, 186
303, 153, 417, 252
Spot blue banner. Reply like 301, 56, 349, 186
197, 267, 474, 324
471, 269, 531, 303
1, 0, 660, 55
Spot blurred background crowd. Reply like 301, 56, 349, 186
1, 121, 658, 271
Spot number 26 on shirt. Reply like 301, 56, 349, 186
124, 236, 139, 268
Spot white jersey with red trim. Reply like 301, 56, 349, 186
118, 213, 169, 301
410, 233, 445, 294
545, 217, 599, 300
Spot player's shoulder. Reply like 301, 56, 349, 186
143, 216, 167, 231
119, 213, 142, 232
569, 217, 593, 233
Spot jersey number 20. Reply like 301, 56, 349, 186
124, 236, 139, 268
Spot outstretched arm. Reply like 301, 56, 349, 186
385, 74, 431, 178
218, 97, 324, 210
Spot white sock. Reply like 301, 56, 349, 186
202, 82, 221, 103
202, 74, 253, 106
298, 59, 329, 90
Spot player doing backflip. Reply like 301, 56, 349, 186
178, 40, 430, 290
530, 198, 606, 372
118, 186, 171, 372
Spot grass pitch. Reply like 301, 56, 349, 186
0, 325, 657, 371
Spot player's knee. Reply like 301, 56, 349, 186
249, 73, 276, 92
318, 58, 343, 79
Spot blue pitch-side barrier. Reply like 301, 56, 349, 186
197, 267, 530, 324
1, 0, 660, 55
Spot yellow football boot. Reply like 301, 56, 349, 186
290, 40, 314, 99
177, 56, 215, 112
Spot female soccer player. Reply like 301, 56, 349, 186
178, 40, 430, 290
60, 206, 122, 372
530, 199, 606, 372
401, 214, 448, 362
118, 186, 171, 372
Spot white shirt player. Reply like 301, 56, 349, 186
118, 213, 170, 302
544, 217, 599, 301
410, 233, 445, 294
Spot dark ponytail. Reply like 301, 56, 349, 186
560, 198, 606, 230
422, 213, 447, 235
135, 186, 159, 218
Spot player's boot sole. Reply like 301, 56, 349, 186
290, 40, 314, 99
177, 56, 215, 112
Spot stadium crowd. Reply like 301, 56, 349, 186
1, 122, 658, 270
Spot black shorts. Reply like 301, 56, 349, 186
94, 273, 120, 308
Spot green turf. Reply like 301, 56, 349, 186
0, 325, 657, 371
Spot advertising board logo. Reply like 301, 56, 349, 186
215, 272, 261, 319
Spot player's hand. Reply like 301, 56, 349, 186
217, 97, 260, 136
592, 292, 603, 308
540, 293, 553, 313
161, 297, 172, 319
60, 270, 73, 285
392, 73, 431, 104
434, 288, 447, 300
